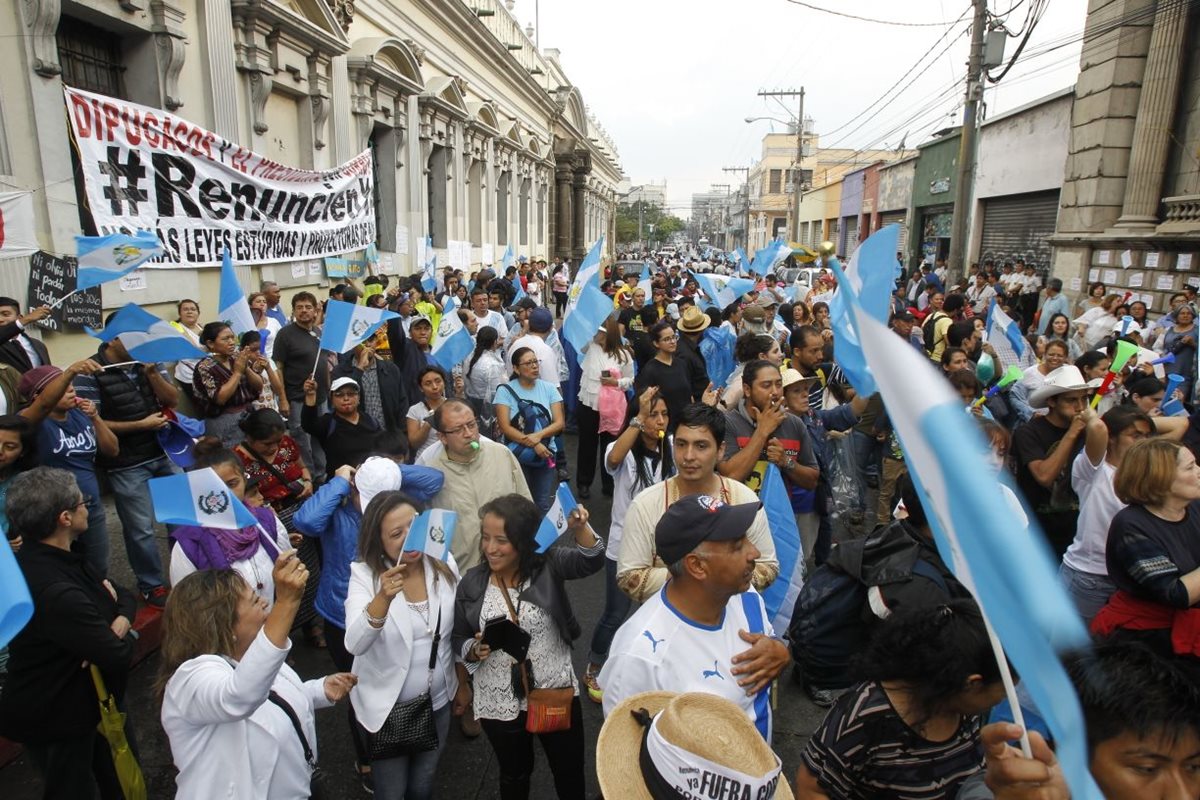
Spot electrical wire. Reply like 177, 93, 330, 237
987, 0, 1050, 83
781, 0, 959, 27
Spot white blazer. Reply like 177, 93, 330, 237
161, 629, 333, 800
343, 555, 461, 733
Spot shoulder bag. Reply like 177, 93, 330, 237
497, 383, 553, 466
495, 574, 574, 734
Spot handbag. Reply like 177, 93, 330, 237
243, 444, 306, 500
494, 575, 574, 734
90, 665, 147, 800
597, 369, 627, 436
362, 603, 443, 759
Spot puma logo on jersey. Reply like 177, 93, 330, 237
702, 660, 724, 680
642, 630, 664, 652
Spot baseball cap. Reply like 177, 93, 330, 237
529, 307, 554, 332
330, 377, 360, 393
410, 314, 433, 328
664, 303, 682, 321
654, 494, 762, 564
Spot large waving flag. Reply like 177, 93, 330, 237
75, 230, 163, 291
731, 247, 751, 275
826, 224, 902, 396
149, 468, 258, 530
562, 237, 614, 359
985, 298, 1033, 372
693, 273, 755, 310
0, 543, 32, 648
403, 508, 458, 561
320, 299, 399, 354
421, 237, 437, 292
637, 262, 654, 297
501, 243, 515, 273
86, 303, 206, 363
428, 303, 473, 370
837, 291, 1098, 797
536, 483, 579, 552
758, 465, 803, 634
218, 248, 255, 335
699, 326, 736, 389
750, 239, 791, 275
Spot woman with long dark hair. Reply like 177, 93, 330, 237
582, 387, 673, 704
551, 265, 569, 319
192, 322, 264, 447
576, 316, 633, 500
465, 326, 506, 439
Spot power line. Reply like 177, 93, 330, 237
781, 0, 959, 27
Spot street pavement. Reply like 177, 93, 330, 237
2, 433, 836, 799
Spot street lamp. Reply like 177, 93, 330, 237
745, 108, 807, 246
744, 116, 795, 126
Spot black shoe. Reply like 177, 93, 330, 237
142, 586, 169, 609
866, 474, 880, 489
578, 485, 591, 499
557, 466, 571, 484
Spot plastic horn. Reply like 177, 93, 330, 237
1090, 339, 1139, 408
1163, 374, 1186, 409
1120, 315, 1134, 336
973, 365, 1024, 408
1121, 291, 1133, 304
1150, 352, 1176, 366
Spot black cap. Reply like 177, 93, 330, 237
892, 311, 916, 323
654, 494, 762, 564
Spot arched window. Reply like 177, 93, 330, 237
427, 145, 448, 248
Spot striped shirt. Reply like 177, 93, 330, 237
802, 681, 983, 800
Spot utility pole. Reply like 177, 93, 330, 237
638, 201, 644, 248
723, 166, 751, 250
948, 0, 988, 286
757, 88, 805, 243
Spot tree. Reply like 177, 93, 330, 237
615, 201, 686, 246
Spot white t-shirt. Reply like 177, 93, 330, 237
598, 586, 773, 742
1065, 452, 1124, 575
604, 437, 671, 562
407, 402, 437, 461
507, 333, 558, 383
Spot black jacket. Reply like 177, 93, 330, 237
0, 321, 51, 373
301, 402, 383, 473
0, 541, 137, 744
827, 520, 968, 613
676, 333, 711, 400
332, 355, 409, 433
453, 540, 605, 658
83, 345, 167, 469
385, 312, 449, 402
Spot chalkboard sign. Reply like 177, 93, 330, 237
27, 250, 103, 331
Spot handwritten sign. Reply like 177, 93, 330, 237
1156, 274, 1175, 291
1088, 268, 1100, 282
119, 271, 146, 292
325, 255, 368, 279
1069, 277, 1082, 291
1120, 250, 1133, 269
290, 263, 306, 279
1103, 269, 1118, 285
1145, 252, 1160, 269
1097, 251, 1111, 265
1128, 272, 1144, 288
1179, 254, 1194, 271
26, 250, 102, 331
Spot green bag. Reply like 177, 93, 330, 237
90, 665, 147, 800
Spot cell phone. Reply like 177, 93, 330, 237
482, 616, 531, 662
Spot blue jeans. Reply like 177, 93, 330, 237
588, 559, 632, 665
73, 493, 109, 579
522, 464, 557, 515
1058, 562, 1116, 627
369, 703, 451, 800
108, 456, 179, 593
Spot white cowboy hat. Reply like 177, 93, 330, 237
1028, 364, 1097, 408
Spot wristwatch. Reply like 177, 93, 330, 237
629, 417, 645, 431
781, 456, 796, 472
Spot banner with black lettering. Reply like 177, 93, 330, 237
64, 86, 376, 267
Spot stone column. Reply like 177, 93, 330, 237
1114, 0, 1189, 229
201, 0, 240, 140
572, 167, 588, 261
555, 161, 573, 260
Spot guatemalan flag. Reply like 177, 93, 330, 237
501, 243, 515, 272
757, 465, 803, 634
731, 247, 751, 275
148, 468, 258, 530
637, 262, 654, 298
562, 237, 613, 359
421, 237, 437, 292
535, 483, 578, 552
319, 299, 398, 354
750, 238, 791, 275
693, 273, 755, 311
403, 508, 458, 561
826, 224, 902, 396
0, 541, 32, 648
75, 230, 163, 291
86, 303, 207, 363
985, 298, 1033, 371
219, 248, 255, 336
428, 302, 473, 371
831, 235, 1099, 799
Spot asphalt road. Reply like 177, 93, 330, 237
2, 433, 838, 799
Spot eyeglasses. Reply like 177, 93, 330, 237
658, 333, 679, 343
442, 419, 479, 436
517, 360, 539, 368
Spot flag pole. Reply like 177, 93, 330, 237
310, 349, 322, 379
100, 360, 140, 370
981, 612, 1033, 758
47, 289, 79, 310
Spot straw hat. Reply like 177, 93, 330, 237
677, 306, 711, 334
1028, 365, 1095, 408
597, 691, 793, 800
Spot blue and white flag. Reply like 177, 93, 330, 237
86, 303, 207, 363
149, 468, 258, 531
403, 508, 458, 561
510, 273, 527, 304
750, 239, 791, 275
219, 248, 255, 336
319, 299, 398, 354
637, 262, 654, 298
75, 230, 163, 291
421, 237, 437, 293
428, 302, 473, 370
694, 273, 755, 311
758, 465, 803, 635
536, 483, 578, 552
985, 298, 1033, 371
0, 542, 32, 648
837, 297, 1099, 799
826, 224, 902, 396
699, 326, 736, 389
501, 243, 515, 273
562, 237, 613, 359
731, 247, 751, 275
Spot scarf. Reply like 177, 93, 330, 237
171, 505, 280, 570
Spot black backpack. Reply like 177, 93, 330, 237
922, 311, 947, 354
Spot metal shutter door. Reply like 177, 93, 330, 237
879, 211, 907, 256
979, 191, 1060, 269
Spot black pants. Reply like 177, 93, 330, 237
324, 622, 371, 768
26, 729, 125, 799
574, 403, 613, 494
553, 292, 568, 318
480, 698, 586, 800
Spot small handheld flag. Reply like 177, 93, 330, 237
428, 304, 474, 370
219, 248, 255, 335
149, 468, 258, 531
758, 465, 803, 634
74, 230, 163, 292
693, 273, 755, 310
421, 237, 437, 293
403, 508, 458, 561
320, 299, 399, 355
536, 483, 578, 553
562, 237, 614, 359
86, 304, 207, 363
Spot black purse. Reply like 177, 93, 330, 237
364, 604, 443, 759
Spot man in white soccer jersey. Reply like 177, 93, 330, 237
598, 495, 790, 742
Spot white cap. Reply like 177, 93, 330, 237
330, 377, 359, 393
355, 456, 401, 512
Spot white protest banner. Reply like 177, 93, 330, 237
0, 192, 38, 259
64, 86, 375, 267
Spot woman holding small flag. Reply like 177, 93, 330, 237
495, 347, 566, 514
169, 299, 203, 404
344, 491, 469, 800
192, 322, 264, 447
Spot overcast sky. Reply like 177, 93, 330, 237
529, 0, 1090, 215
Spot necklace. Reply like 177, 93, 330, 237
248, 549, 265, 593
408, 599, 432, 635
